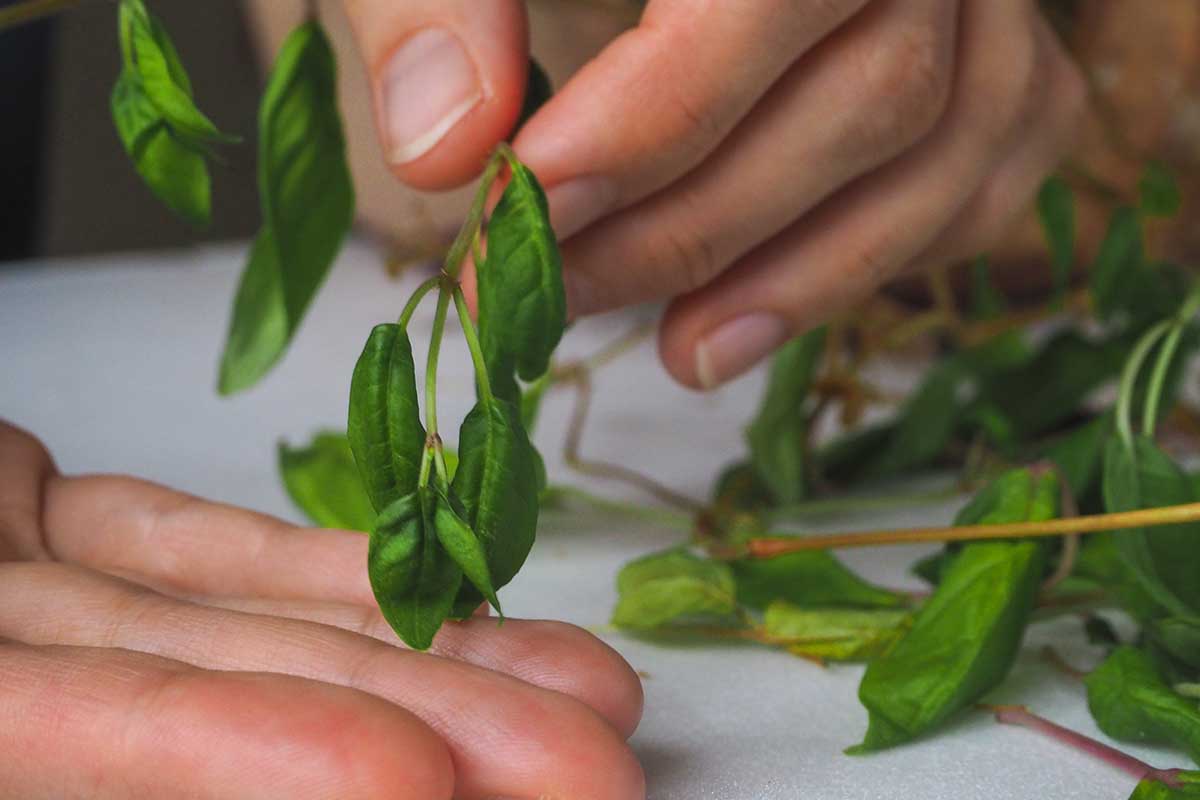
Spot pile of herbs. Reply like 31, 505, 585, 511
11, 0, 1200, 795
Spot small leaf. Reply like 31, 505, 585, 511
1087, 646, 1200, 765
217, 21, 355, 393
430, 487, 501, 615
1091, 207, 1144, 319
1141, 162, 1182, 218
278, 430, 375, 531
479, 157, 566, 382
368, 490, 463, 650
346, 324, 426, 513
763, 602, 912, 662
731, 549, 902, 610
612, 548, 738, 630
1036, 176, 1075, 305
851, 468, 1058, 753
744, 328, 826, 505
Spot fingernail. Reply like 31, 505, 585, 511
695, 313, 790, 389
380, 28, 482, 165
545, 176, 617, 241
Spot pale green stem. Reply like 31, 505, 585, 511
424, 288, 451, 439
541, 484, 695, 530
1116, 320, 1171, 450
1142, 286, 1200, 435
398, 276, 440, 329
452, 286, 494, 408
443, 150, 505, 280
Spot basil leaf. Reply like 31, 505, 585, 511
217, 21, 354, 394
1103, 436, 1200, 617
764, 602, 911, 662
1130, 772, 1200, 800
368, 490, 463, 650
744, 328, 826, 505
1036, 176, 1075, 304
851, 468, 1058, 753
612, 548, 738, 630
430, 486, 501, 615
1141, 162, 1182, 218
278, 431, 375, 531
1091, 207, 1145, 319
347, 324, 425, 513
1148, 617, 1200, 672
731, 550, 902, 610
1087, 646, 1200, 765
451, 397, 539, 591
479, 158, 566, 382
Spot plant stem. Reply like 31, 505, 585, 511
744, 501, 1200, 557
1143, 286, 1200, 436
1116, 320, 1172, 450
443, 150, 505, 280
424, 287, 452, 438
452, 286, 494, 406
0, 0, 81, 31
765, 483, 965, 524
542, 484, 696, 530
398, 276, 440, 329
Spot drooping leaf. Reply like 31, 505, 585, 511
1087, 646, 1200, 765
731, 549, 903, 610
612, 548, 738, 630
744, 328, 826, 505
1141, 162, 1182, 218
1091, 207, 1145, 319
217, 21, 354, 394
1036, 176, 1075, 305
478, 156, 566, 382
278, 430, 375, 531
368, 490, 462, 650
347, 324, 425, 513
430, 486, 501, 615
763, 602, 911, 662
851, 468, 1058, 753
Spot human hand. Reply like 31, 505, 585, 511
339, 0, 1085, 388
0, 421, 644, 800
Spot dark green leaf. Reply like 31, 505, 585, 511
1149, 617, 1200, 672
865, 359, 965, 479
731, 549, 902, 610
1141, 162, 1182, 218
368, 490, 462, 650
1130, 772, 1200, 800
278, 430, 375, 531
479, 158, 566, 382
764, 602, 911, 662
612, 548, 737, 629
512, 58, 552, 136
431, 486, 501, 615
217, 21, 354, 394
346, 324, 425, 513
744, 328, 826, 505
1037, 176, 1075, 304
1040, 413, 1112, 499
851, 468, 1058, 753
1091, 207, 1144, 319
1087, 646, 1200, 765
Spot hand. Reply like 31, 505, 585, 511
0, 421, 644, 800
339, 0, 1085, 388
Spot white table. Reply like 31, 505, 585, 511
0, 241, 1181, 799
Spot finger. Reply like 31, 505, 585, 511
0, 642, 453, 800
659, 0, 1051, 388
514, 0, 873, 241
0, 420, 57, 562
189, 594, 644, 738
555, 0, 959, 317
0, 563, 645, 800
42, 473, 376, 606
341, 0, 529, 189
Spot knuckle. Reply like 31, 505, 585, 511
860, 27, 953, 150
645, 204, 723, 295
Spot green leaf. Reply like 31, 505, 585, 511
346, 324, 425, 513
217, 21, 355, 394
851, 468, 1058, 753
969, 256, 1007, 320
1130, 772, 1200, 800
1039, 413, 1112, 499
1148, 617, 1200, 672
764, 602, 912, 662
430, 486, 501, 615
1141, 162, 1182, 218
612, 548, 738, 630
1103, 436, 1200, 617
368, 490, 463, 650
512, 58, 553, 136
451, 397, 539, 591
731, 549, 902, 610
1091, 207, 1145, 319
865, 359, 965, 478
278, 431, 375, 531
1087, 646, 1200, 765
479, 158, 566, 382
1036, 176, 1075, 304
744, 328, 826, 505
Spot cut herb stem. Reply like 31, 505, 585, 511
745, 501, 1200, 557
452, 285, 494, 405
398, 276, 440, 329
423, 287, 452, 439
442, 149, 505, 280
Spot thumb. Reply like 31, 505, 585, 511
341, 0, 528, 190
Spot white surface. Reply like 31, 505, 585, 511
0, 241, 1183, 799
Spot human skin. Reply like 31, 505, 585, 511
0, 420, 645, 800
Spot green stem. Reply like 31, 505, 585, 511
1142, 286, 1200, 435
418, 444, 434, 488
0, 0, 81, 31
424, 287, 452, 439
452, 286, 494, 407
541, 484, 696, 530
398, 276, 440, 329
1116, 320, 1171, 450
443, 150, 505, 280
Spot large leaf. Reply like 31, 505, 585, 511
763, 602, 911, 662
217, 21, 354, 394
347, 324, 425, 513
731, 549, 902, 610
612, 548, 738, 629
851, 468, 1058, 752
1087, 646, 1200, 765
744, 328, 826, 505
278, 430, 374, 531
